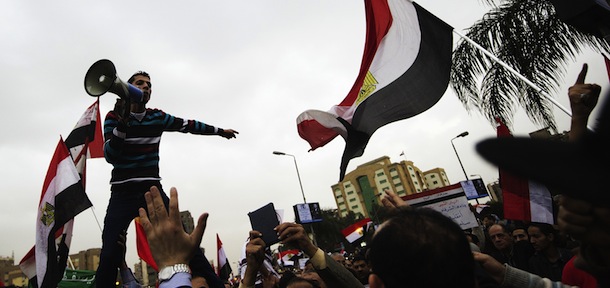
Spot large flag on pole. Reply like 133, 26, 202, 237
496, 118, 553, 224
20, 139, 92, 288
20, 101, 101, 287
216, 234, 232, 281
297, 0, 453, 180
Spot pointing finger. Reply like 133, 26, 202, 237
575, 63, 588, 84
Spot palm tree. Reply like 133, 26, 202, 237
451, 0, 609, 131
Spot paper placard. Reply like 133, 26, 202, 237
403, 183, 478, 229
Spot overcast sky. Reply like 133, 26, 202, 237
1, 0, 607, 272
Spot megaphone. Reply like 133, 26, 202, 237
84, 59, 143, 102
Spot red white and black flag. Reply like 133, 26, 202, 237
216, 234, 232, 281
20, 101, 101, 287
496, 118, 553, 224
64, 99, 104, 181
297, 0, 453, 180
21, 139, 92, 288
341, 218, 373, 243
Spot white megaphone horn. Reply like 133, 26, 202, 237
84, 59, 143, 102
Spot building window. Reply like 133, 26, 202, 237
347, 191, 354, 195
414, 181, 418, 185
351, 205, 359, 209
430, 174, 436, 178
389, 168, 396, 172
380, 179, 387, 184
349, 198, 357, 202
433, 180, 438, 184
345, 184, 351, 188
408, 166, 413, 170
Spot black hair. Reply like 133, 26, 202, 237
528, 222, 559, 245
279, 271, 321, 288
367, 206, 475, 288
128, 71, 151, 85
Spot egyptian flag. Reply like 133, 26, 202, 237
216, 234, 232, 281
341, 218, 373, 243
496, 118, 554, 224
20, 101, 102, 286
64, 99, 104, 182
278, 249, 301, 266
297, 0, 453, 180
135, 217, 158, 271
20, 139, 92, 288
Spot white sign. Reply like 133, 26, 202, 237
404, 184, 478, 229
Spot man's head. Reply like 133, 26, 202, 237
299, 271, 326, 288
512, 228, 529, 242
367, 206, 475, 288
488, 223, 514, 252
482, 214, 498, 228
527, 222, 557, 252
128, 71, 152, 104
351, 254, 370, 280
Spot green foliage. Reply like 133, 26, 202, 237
306, 208, 362, 253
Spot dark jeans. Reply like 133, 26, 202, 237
95, 181, 223, 288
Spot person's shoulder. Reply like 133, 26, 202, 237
147, 108, 168, 117
147, 108, 164, 113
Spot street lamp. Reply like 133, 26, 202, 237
273, 151, 317, 245
272, 151, 307, 204
451, 131, 469, 181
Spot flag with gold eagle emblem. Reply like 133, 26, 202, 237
20, 139, 91, 288
296, 0, 453, 180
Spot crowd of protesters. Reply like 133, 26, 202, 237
124, 62, 610, 288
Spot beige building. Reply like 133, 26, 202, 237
134, 259, 157, 287
331, 156, 450, 218
69, 248, 101, 271
423, 168, 451, 189
0, 255, 28, 287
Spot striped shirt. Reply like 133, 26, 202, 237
103, 108, 218, 184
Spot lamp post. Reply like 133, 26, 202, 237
273, 151, 316, 244
451, 131, 470, 181
273, 151, 307, 203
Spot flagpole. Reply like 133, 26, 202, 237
90, 206, 103, 233
68, 256, 75, 270
452, 29, 573, 118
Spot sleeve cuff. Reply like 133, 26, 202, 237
159, 272, 191, 288
310, 248, 327, 270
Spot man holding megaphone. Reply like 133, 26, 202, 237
91, 64, 238, 288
